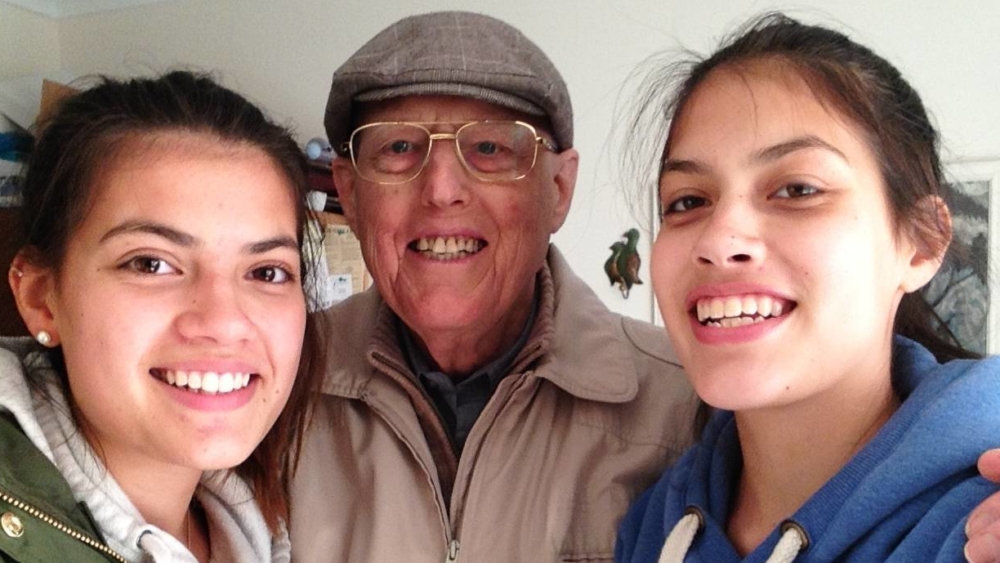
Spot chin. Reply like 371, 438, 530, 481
184, 433, 267, 471
689, 365, 769, 410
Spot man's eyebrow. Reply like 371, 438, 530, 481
100, 221, 196, 246
753, 135, 848, 163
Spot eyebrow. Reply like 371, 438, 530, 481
100, 220, 300, 254
662, 135, 848, 175
752, 135, 848, 164
101, 221, 196, 246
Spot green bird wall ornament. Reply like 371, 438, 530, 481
604, 241, 626, 293
604, 228, 644, 299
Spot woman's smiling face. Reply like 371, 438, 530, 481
45, 132, 306, 473
651, 62, 940, 413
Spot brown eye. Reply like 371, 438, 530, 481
774, 183, 820, 198
665, 195, 708, 214
124, 256, 176, 275
250, 265, 292, 284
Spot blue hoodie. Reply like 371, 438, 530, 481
616, 337, 1000, 563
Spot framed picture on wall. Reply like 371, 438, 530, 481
923, 159, 1000, 354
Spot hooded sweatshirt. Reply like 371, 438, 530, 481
0, 337, 290, 563
616, 337, 1000, 563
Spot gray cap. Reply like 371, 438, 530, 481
325, 11, 573, 153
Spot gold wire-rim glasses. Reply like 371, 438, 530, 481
340, 120, 558, 185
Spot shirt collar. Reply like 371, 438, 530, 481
398, 282, 541, 388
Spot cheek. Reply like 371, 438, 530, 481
353, 192, 409, 250
258, 296, 306, 353
650, 233, 687, 297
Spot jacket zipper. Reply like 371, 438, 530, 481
0, 488, 128, 563
370, 351, 460, 552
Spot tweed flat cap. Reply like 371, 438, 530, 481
325, 11, 573, 153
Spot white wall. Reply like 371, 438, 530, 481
5, 0, 999, 322
0, 3, 60, 78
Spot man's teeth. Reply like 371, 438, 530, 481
696, 295, 786, 327
415, 236, 483, 260
163, 370, 252, 394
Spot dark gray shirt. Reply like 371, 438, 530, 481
399, 295, 539, 453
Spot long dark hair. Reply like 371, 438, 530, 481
18, 70, 326, 530
624, 13, 977, 433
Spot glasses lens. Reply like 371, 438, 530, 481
352, 123, 429, 182
457, 122, 538, 180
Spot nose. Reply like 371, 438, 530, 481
691, 198, 764, 267
174, 271, 253, 344
418, 139, 471, 209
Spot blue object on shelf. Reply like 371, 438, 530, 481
0, 131, 32, 162
305, 137, 333, 164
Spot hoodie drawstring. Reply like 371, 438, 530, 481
657, 508, 808, 563
657, 508, 703, 563
138, 530, 177, 562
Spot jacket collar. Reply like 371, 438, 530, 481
320, 245, 645, 403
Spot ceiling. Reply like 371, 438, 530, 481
2, 0, 173, 18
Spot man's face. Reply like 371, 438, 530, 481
334, 96, 577, 358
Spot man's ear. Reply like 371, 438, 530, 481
548, 148, 578, 234
9, 251, 60, 346
901, 195, 952, 293
332, 157, 359, 232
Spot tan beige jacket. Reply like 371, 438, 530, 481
289, 247, 698, 563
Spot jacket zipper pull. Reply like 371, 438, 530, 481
444, 539, 460, 562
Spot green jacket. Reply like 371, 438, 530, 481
0, 412, 125, 563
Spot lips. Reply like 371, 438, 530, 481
694, 294, 795, 327
409, 235, 486, 261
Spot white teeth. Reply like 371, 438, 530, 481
160, 370, 252, 394
758, 296, 773, 317
695, 294, 791, 326
710, 299, 725, 319
724, 296, 742, 318
414, 236, 484, 260
201, 372, 219, 394
697, 300, 709, 321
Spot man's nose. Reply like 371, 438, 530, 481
419, 140, 472, 208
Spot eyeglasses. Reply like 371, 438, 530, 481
341, 120, 558, 185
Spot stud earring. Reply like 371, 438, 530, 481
35, 331, 52, 347
9, 267, 23, 278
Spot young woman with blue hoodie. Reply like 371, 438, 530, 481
615, 13, 1000, 563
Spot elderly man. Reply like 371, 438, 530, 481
288, 11, 697, 563
290, 10, 1000, 563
